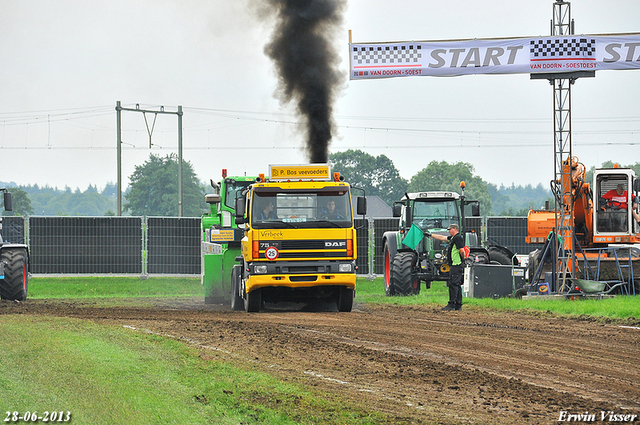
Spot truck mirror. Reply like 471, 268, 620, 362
392, 203, 402, 218
471, 204, 480, 217
634, 178, 640, 192
205, 194, 221, 205
234, 197, 245, 218
3, 191, 12, 212
357, 196, 367, 216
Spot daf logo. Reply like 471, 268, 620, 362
325, 241, 346, 248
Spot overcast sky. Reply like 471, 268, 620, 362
1, 0, 639, 192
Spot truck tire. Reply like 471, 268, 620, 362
0, 248, 28, 301
487, 248, 512, 266
383, 244, 396, 296
337, 287, 354, 312
244, 287, 261, 313
230, 265, 244, 311
390, 252, 419, 296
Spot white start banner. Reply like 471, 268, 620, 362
349, 34, 640, 79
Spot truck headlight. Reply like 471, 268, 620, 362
254, 265, 268, 274
338, 263, 352, 272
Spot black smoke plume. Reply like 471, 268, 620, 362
263, 0, 346, 163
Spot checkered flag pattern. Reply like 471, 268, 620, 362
352, 45, 422, 65
530, 38, 596, 59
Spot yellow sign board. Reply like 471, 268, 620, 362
269, 164, 331, 181
207, 228, 236, 243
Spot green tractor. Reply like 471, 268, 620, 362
382, 183, 516, 296
201, 170, 257, 305
0, 189, 29, 302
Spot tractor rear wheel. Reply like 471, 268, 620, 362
390, 252, 419, 296
488, 248, 512, 266
0, 248, 28, 301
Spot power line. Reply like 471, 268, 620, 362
0, 105, 637, 152
2, 105, 639, 127
1, 139, 636, 151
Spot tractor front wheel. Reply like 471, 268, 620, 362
390, 252, 419, 296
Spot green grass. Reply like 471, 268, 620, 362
4, 276, 638, 423
355, 277, 640, 321
28, 276, 202, 299
0, 316, 385, 425
28, 276, 640, 321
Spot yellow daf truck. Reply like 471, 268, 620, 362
232, 164, 366, 312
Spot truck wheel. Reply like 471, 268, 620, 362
383, 244, 396, 296
230, 265, 244, 311
337, 287, 354, 312
390, 252, 418, 296
0, 248, 29, 301
244, 288, 261, 312
488, 248, 512, 265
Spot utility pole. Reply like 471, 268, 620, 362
115, 101, 185, 217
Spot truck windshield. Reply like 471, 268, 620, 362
412, 200, 459, 230
252, 190, 352, 228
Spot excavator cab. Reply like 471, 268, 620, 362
593, 168, 638, 240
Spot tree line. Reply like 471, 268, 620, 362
2, 151, 638, 217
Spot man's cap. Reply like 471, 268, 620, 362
616, 184, 624, 190
447, 223, 459, 230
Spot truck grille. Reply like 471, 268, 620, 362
281, 240, 326, 250
259, 239, 348, 259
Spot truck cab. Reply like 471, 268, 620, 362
232, 164, 366, 312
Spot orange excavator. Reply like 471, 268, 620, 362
526, 156, 640, 294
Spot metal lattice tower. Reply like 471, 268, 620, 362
531, 1, 595, 292
552, 0, 575, 291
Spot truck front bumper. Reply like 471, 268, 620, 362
245, 260, 357, 292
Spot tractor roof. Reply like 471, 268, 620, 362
405, 191, 461, 201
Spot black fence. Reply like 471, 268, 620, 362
29, 217, 143, 274
1, 215, 537, 275
147, 217, 200, 275
486, 217, 537, 255
355, 218, 369, 275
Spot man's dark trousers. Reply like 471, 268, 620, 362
447, 264, 464, 309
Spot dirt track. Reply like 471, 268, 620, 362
2, 298, 639, 424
